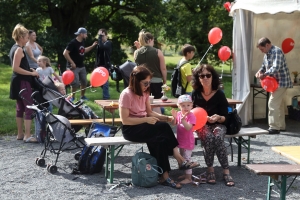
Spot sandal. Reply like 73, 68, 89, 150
160, 177, 182, 189
179, 161, 200, 170
206, 172, 216, 185
223, 174, 235, 187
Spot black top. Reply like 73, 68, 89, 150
65, 38, 85, 68
192, 89, 228, 125
95, 35, 112, 69
9, 44, 33, 100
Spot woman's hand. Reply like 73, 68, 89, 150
207, 114, 220, 123
145, 117, 160, 125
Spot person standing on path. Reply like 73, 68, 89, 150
255, 37, 293, 134
9, 24, 39, 143
95, 28, 112, 100
25, 30, 43, 69
63, 27, 97, 102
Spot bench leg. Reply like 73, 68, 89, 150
237, 137, 242, 166
105, 145, 115, 184
247, 136, 251, 164
267, 176, 287, 200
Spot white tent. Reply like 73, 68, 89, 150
229, 0, 300, 125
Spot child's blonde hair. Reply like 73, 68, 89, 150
38, 55, 51, 67
54, 82, 65, 89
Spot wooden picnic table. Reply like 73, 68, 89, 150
94, 98, 243, 125
272, 146, 300, 164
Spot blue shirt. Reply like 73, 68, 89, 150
259, 45, 293, 88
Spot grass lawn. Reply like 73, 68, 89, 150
0, 55, 232, 134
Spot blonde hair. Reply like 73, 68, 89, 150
37, 55, 51, 67
54, 82, 65, 89
138, 30, 154, 46
12, 24, 28, 42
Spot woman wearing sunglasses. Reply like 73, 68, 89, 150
119, 65, 200, 189
191, 64, 235, 187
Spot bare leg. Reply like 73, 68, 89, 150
16, 117, 24, 139
23, 119, 36, 142
223, 168, 234, 186
71, 86, 77, 98
80, 85, 86, 97
173, 147, 185, 165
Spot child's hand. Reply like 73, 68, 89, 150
180, 112, 188, 123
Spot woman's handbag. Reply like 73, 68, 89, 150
131, 148, 163, 187
226, 109, 242, 135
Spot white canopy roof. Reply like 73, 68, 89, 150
230, 0, 300, 15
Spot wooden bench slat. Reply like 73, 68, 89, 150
69, 118, 122, 125
246, 164, 300, 175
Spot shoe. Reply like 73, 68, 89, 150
80, 96, 89, 101
223, 174, 235, 187
23, 136, 38, 143
160, 177, 182, 189
268, 129, 280, 134
206, 172, 216, 185
179, 161, 200, 170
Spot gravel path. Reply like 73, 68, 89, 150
0, 118, 299, 200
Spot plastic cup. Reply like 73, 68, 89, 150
149, 96, 154, 103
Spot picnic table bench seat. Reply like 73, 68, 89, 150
69, 118, 122, 126
85, 127, 268, 183
246, 164, 300, 200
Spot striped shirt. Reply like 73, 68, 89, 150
259, 45, 293, 88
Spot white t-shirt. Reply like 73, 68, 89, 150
36, 67, 54, 81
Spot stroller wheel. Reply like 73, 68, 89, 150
74, 152, 81, 160
36, 158, 45, 166
47, 164, 57, 174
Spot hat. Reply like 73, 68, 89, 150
178, 94, 192, 104
74, 27, 87, 35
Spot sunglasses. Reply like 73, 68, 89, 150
141, 81, 151, 87
199, 73, 212, 79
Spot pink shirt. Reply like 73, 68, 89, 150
119, 88, 149, 118
176, 111, 196, 150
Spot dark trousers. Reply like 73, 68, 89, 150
122, 122, 178, 173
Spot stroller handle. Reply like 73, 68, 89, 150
27, 105, 41, 112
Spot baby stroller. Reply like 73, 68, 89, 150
31, 76, 98, 135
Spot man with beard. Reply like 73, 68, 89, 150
63, 27, 97, 101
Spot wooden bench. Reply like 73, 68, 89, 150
246, 164, 300, 200
85, 127, 268, 183
69, 118, 122, 126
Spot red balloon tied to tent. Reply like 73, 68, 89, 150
90, 67, 109, 87
218, 46, 231, 61
223, 2, 231, 12
62, 70, 75, 85
281, 38, 295, 54
261, 76, 278, 93
191, 107, 208, 131
208, 27, 223, 45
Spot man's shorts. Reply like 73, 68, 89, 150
70, 67, 87, 88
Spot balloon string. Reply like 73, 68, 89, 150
38, 85, 93, 106
220, 61, 224, 79
196, 44, 213, 68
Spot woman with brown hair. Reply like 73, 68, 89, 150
119, 65, 199, 189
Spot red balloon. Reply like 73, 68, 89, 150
208, 27, 223, 45
90, 67, 109, 87
191, 107, 208, 131
281, 38, 294, 54
261, 76, 278, 93
223, 2, 231, 12
62, 70, 75, 85
218, 46, 231, 61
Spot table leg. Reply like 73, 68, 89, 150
247, 136, 251, 164
237, 136, 242, 166
102, 108, 106, 124
267, 176, 272, 200
105, 146, 110, 180
280, 175, 287, 200
108, 145, 115, 184
112, 109, 115, 126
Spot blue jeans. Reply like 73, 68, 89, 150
101, 80, 110, 100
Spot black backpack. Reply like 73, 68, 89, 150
226, 109, 242, 135
171, 60, 189, 97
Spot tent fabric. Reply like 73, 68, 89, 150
230, 0, 300, 125
230, 0, 300, 15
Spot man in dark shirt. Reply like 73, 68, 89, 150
63, 27, 97, 101
95, 28, 112, 100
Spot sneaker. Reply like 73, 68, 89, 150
80, 96, 89, 101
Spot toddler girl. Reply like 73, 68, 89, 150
36, 55, 61, 82
171, 94, 197, 184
